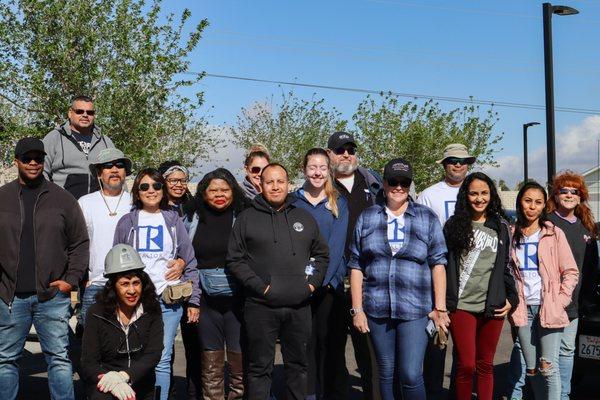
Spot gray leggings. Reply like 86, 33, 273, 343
517, 305, 563, 400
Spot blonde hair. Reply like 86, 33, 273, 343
244, 143, 270, 166
302, 148, 340, 218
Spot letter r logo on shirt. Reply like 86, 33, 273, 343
521, 242, 539, 271
138, 225, 164, 252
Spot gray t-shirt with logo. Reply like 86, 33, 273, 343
457, 221, 498, 313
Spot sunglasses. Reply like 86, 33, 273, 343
19, 154, 45, 164
250, 166, 263, 174
139, 182, 163, 191
559, 188, 580, 196
444, 157, 470, 166
166, 178, 188, 185
99, 161, 126, 170
334, 146, 357, 156
72, 108, 96, 116
387, 178, 412, 188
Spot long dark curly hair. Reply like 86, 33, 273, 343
96, 270, 161, 316
513, 180, 549, 247
184, 168, 250, 222
444, 172, 506, 255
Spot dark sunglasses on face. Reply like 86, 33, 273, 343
19, 154, 45, 164
334, 146, 356, 156
559, 188, 580, 196
139, 182, 163, 191
99, 161, 126, 170
250, 166, 263, 174
387, 178, 412, 188
72, 108, 96, 116
445, 157, 469, 166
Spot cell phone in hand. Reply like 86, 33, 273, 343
426, 319, 438, 338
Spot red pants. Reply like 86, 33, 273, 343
449, 309, 504, 400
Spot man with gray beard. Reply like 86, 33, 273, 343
325, 131, 382, 400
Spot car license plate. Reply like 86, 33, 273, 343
579, 335, 600, 360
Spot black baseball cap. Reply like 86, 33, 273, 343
327, 131, 356, 150
15, 137, 46, 158
383, 158, 413, 182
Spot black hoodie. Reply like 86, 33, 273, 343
227, 194, 328, 307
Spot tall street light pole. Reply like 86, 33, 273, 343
543, 2, 578, 187
523, 122, 540, 183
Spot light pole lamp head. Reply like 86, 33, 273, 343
524, 122, 541, 128
551, 5, 579, 16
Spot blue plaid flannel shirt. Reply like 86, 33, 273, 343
348, 201, 448, 320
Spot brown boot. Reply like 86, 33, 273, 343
226, 351, 244, 400
201, 350, 225, 400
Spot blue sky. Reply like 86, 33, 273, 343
162, 0, 600, 186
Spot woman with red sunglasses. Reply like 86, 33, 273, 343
546, 171, 599, 399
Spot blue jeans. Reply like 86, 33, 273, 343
367, 316, 428, 400
80, 284, 104, 327
559, 318, 578, 400
156, 299, 183, 400
517, 305, 563, 400
0, 292, 73, 400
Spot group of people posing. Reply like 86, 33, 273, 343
0, 96, 597, 400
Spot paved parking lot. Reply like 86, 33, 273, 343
17, 317, 598, 399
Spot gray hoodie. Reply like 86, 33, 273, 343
42, 121, 114, 199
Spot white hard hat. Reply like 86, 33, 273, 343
104, 244, 145, 277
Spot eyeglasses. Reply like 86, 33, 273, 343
387, 178, 412, 188
72, 108, 96, 116
99, 161, 126, 170
559, 188, 580, 196
334, 146, 356, 156
166, 178, 188, 185
250, 166, 263, 174
444, 157, 470, 166
19, 154, 45, 164
139, 182, 163, 191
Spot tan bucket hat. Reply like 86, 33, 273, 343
436, 143, 476, 164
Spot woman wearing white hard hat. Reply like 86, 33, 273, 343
81, 244, 164, 400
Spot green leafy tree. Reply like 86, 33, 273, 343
232, 90, 347, 180
498, 179, 510, 191
0, 0, 215, 169
352, 93, 502, 191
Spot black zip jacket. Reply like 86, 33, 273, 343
445, 216, 519, 317
0, 179, 89, 306
227, 194, 329, 307
80, 302, 164, 399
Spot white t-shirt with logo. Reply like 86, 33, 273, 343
136, 210, 178, 296
417, 181, 460, 226
78, 190, 132, 286
516, 230, 542, 305
386, 207, 406, 256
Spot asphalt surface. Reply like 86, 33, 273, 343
17, 316, 599, 399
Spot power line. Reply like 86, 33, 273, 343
193, 72, 600, 115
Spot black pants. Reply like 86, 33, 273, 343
423, 338, 447, 399
181, 304, 203, 399
199, 295, 243, 351
244, 300, 311, 400
307, 287, 335, 397
325, 288, 378, 400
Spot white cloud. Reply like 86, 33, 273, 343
483, 116, 600, 188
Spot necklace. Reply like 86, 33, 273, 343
100, 189, 125, 217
